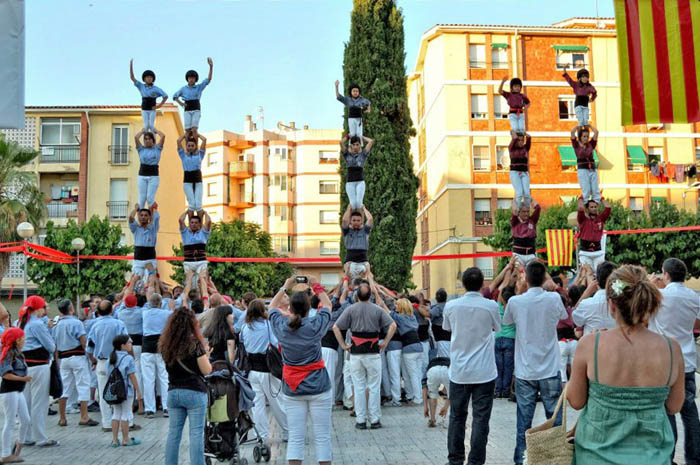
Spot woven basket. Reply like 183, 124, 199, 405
525, 385, 575, 465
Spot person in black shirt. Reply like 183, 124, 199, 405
0, 328, 31, 463
203, 306, 235, 363
340, 134, 374, 211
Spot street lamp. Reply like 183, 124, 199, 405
16, 222, 35, 301
71, 238, 85, 313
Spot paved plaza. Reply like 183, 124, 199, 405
5, 391, 697, 465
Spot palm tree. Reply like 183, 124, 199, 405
0, 137, 46, 283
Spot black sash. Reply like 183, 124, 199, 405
58, 345, 86, 359
344, 249, 367, 264
347, 166, 364, 182
433, 325, 451, 342
142, 334, 160, 354
183, 243, 207, 262
574, 95, 590, 107
348, 107, 363, 118
400, 330, 420, 346
134, 246, 156, 261
321, 331, 340, 350
509, 156, 529, 172
22, 347, 50, 367
183, 169, 202, 183
248, 353, 269, 373
0, 357, 27, 393
512, 237, 536, 255
141, 97, 157, 110
139, 164, 159, 176
580, 239, 602, 252
417, 324, 430, 342
185, 100, 201, 111
130, 334, 143, 346
350, 331, 380, 355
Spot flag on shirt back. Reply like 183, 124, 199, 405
545, 229, 574, 267
614, 0, 700, 125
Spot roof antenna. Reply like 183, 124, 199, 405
595, 0, 603, 28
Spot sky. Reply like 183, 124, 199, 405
26, 0, 615, 133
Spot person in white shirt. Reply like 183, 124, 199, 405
503, 261, 569, 465
572, 261, 617, 336
443, 267, 501, 465
649, 258, 700, 464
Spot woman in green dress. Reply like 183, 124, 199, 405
567, 265, 686, 464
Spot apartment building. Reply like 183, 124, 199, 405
1, 105, 185, 288
201, 117, 343, 287
407, 17, 700, 295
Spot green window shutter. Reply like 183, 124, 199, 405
626, 145, 647, 165
491, 43, 508, 49
553, 45, 590, 51
557, 146, 577, 166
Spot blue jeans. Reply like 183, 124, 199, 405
577, 168, 600, 203
494, 338, 514, 396
141, 110, 156, 132
183, 182, 203, 211
447, 380, 495, 465
574, 105, 589, 126
165, 389, 208, 465
668, 371, 700, 465
513, 376, 562, 465
508, 113, 525, 132
509, 171, 530, 206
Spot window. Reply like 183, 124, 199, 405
555, 50, 588, 70
320, 241, 340, 255
474, 199, 492, 225
472, 146, 490, 172
696, 147, 700, 164
319, 210, 337, 224
496, 145, 509, 170
469, 44, 486, 68
273, 175, 288, 191
110, 125, 129, 165
475, 257, 494, 279
40, 118, 80, 145
629, 197, 643, 214
274, 236, 291, 253
272, 205, 288, 221
558, 96, 576, 120
108, 179, 128, 221
319, 180, 338, 194
319, 151, 339, 164
497, 198, 513, 210
471, 94, 488, 119
492, 47, 508, 69
320, 272, 340, 288
647, 147, 663, 165
207, 150, 218, 167
273, 147, 287, 159
494, 95, 509, 119
207, 182, 217, 197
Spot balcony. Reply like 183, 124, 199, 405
108, 145, 131, 165
229, 192, 254, 209
46, 201, 78, 219
106, 201, 129, 221
39, 145, 80, 163
227, 139, 255, 150
229, 161, 254, 179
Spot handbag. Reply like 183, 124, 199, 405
265, 321, 283, 380
525, 384, 575, 465
49, 360, 63, 399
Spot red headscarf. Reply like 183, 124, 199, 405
0, 328, 25, 363
19, 295, 47, 327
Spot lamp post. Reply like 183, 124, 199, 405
16, 222, 35, 301
71, 238, 85, 313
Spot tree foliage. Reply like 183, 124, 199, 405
340, 0, 418, 291
26, 216, 131, 301
484, 200, 700, 277
170, 220, 293, 298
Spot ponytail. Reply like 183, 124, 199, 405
109, 334, 130, 365
288, 314, 302, 330
288, 291, 310, 331
18, 309, 31, 330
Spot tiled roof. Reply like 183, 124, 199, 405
433, 17, 615, 31
25, 104, 178, 110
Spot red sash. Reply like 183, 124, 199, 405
350, 336, 379, 347
510, 107, 523, 115
282, 360, 326, 392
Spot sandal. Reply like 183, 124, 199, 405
78, 419, 99, 427
427, 419, 437, 428
11, 441, 21, 456
123, 438, 141, 447
57, 420, 67, 427
110, 440, 120, 448
37, 440, 59, 447
1, 455, 25, 463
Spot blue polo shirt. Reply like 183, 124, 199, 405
134, 82, 168, 100
391, 311, 423, 354
87, 316, 127, 360
239, 319, 278, 355
180, 227, 210, 246
173, 79, 210, 101
54, 316, 86, 352
129, 211, 159, 248
178, 148, 205, 172
117, 306, 144, 336
142, 305, 172, 336
137, 145, 163, 166
22, 315, 56, 354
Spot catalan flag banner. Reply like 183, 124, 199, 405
614, 0, 700, 125
545, 229, 575, 267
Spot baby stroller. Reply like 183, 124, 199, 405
204, 360, 270, 464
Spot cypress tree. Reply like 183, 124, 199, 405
340, 0, 418, 291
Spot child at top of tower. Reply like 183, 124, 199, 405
562, 64, 597, 127
173, 57, 213, 139
129, 59, 168, 133
335, 80, 371, 140
499, 77, 530, 136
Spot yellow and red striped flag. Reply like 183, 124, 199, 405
614, 0, 700, 125
545, 229, 575, 267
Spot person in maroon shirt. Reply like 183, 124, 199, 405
577, 196, 610, 272
508, 132, 531, 207
499, 77, 530, 135
571, 124, 600, 203
510, 198, 540, 266
562, 64, 597, 127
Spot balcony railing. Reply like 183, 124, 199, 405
469, 61, 486, 68
229, 161, 254, 178
39, 145, 80, 163
106, 201, 129, 221
109, 145, 130, 165
46, 201, 78, 218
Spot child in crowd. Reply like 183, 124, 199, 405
340, 134, 374, 211
107, 335, 141, 447
571, 124, 600, 203
508, 131, 531, 207
129, 59, 168, 133
335, 80, 371, 140
499, 77, 530, 135
562, 65, 597, 126
0, 328, 31, 463
134, 129, 166, 209
422, 356, 450, 427
177, 132, 207, 216
173, 58, 214, 139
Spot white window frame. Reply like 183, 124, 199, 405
629, 197, 644, 213
319, 150, 339, 163
555, 50, 589, 70
40, 118, 81, 146
207, 182, 217, 197
696, 147, 700, 164
273, 147, 288, 159
272, 205, 288, 221
469, 44, 486, 69
493, 95, 509, 119
319, 241, 340, 256
496, 145, 509, 170
647, 147, 663, 163
491, 47, 509, 69
497, 198, 513, 210
319, 180, 338, 194
273, 175, 288, 191
475, 256, 495, 279
474, 198, 492, 225
558, 96, 576, 121
472, 145, 491, 172
274, 236, 291, 253
470, 94, 488, 119
319, 210, 337, 224
110, 125, 129, 165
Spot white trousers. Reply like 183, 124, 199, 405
342, 351, 354, 408
132, 345, 142, 402
420, 340, 430, 373
349, 353, 382, 424
95, 359, 112, 429
137, 175, 159, 208
321, 348, 338, 400
183, 261, 208, 275
59, 355, 90, 402
23, 364, 49, 444
184, 110, 201, 129
579, 250, 605, 273
559, 340, 578, 382
141, 110, 156, 132
248, 370, 288, 441
283, 390, 332, 462
402, 352, 424, 405
88, 357, 97, 389
427, 365, 450, 399
385, 350, 402, 403
348, 117, 363, 139
345, 181, 366, 211
111, 397, 133, 422
2, 391, 30, 456
183, 182, 203, 211
513, 253, 537, 267
141, 352, 169, 413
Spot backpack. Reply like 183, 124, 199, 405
103, 356, 127, 405
265, 321, 283, 380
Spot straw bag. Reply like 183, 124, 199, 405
525, 385, 575, 465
